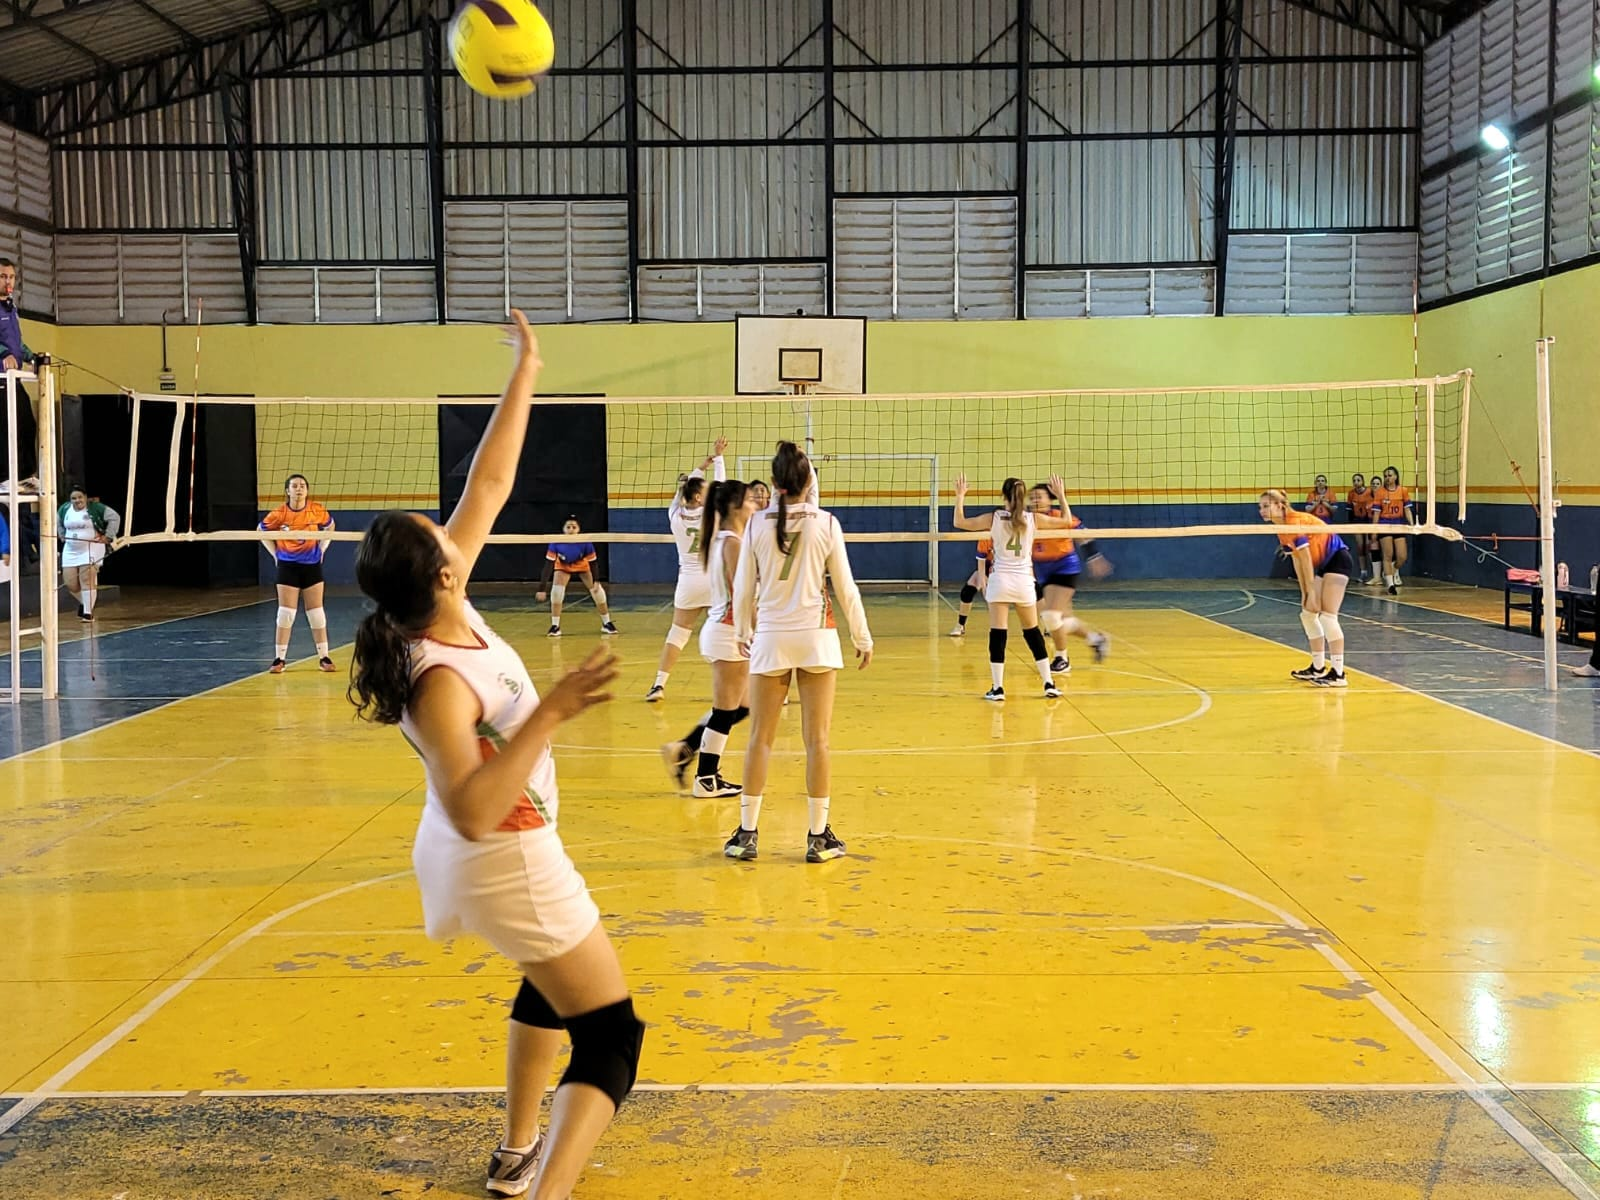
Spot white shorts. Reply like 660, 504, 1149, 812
700, 619, 743, 663
673, 572, 712, 612
985, 572, 1038, 606
748, 628, 843, 676
411, 805, 600, 964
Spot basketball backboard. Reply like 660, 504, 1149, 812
735, 315, 867, 395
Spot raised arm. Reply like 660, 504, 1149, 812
1033, 472, 1077, 529
824, 517, 873, 667
951, 472, 990, 532
446, 310, 543, 573
711, 436, 727, 483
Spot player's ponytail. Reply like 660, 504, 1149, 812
349, 511, 446, 724
771, 440, 811, 555
1002, 477, 1026, 534
700, 480, 749, 570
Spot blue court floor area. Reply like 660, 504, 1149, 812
3, 582, 1597, 761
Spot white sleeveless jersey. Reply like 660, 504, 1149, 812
668, 456, 725, 576
733, 501, 872, 650
400, 602, 560, 836
705, 527, 740, 628
989, 509, 1036, 577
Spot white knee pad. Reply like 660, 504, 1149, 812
1319, 614, 1343, 645
1299, 610, 1325, 641
589, 583, 607, 607
306, 607, 327, 632
276, 606, 297, 631
1040, 610, 1064, 633
666, 623, 693, 649
550, 583, 567, 605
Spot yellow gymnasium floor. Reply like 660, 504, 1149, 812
4, 583, 1600, 1198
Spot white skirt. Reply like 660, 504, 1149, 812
60, 541, 107, 570
985, 571, 1038, 605
700, 618, 743, 663
748, 628, 843, 676
411, 804, 600, 964
673, 572, 712, 611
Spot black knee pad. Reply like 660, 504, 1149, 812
988, 627, 1007, 663
1022, 625, 1049, 660
959, 583, 978, 604
730, 705, 749, 725
708, 706, 737, 734
511, 979, 563, 1030
561, 996, 645, 1110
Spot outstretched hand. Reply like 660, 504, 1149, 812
713, 435, 729, 457
540, 647, 618, 722
507, 309, 543, 370
1049, 473, 1066, 503
954, 472, 969, 497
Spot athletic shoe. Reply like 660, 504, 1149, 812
601, 621, 620, 635
1387, 583, 1398, 596
724, 826, 759, 860
1366, 575, 1383, 587
1043, 682, 1062, 699
645, 684, 665, 703
806, 825, 847, 863
983, 686, 1005, 702
269, 658, 286, 675
1313, 670, 1348, 689
485, 1133, 546, 1197
546, 624, 561, 637
75, 604, 83, 618
317, 656, 336, 673
1089, 632, 1110, 662
692, 774, 742, 799
1573, 663, 1600, 678
79, 611, 93, 623
1289, 663, 1324, 682
1049, 654, 1071, 674
948, 624, 966, 637
660, 741, 691, 789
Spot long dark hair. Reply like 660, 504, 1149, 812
348, 511, 448, 725
1001, 477, 1027, 531
679, 475, 705, 507
700, 480, 750, 570
771, 440, 811, 555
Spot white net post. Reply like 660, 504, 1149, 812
1424, 377, 1438, 530
37, 357, 58, 700
1534, 338, 1558, 693
122, 392, 142, 550
3, 360, 59, 704
3, 369, 26, 704
1457, 369, 1473, 522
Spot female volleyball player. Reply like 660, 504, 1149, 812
1346, 473, 1377, 582
948, 537, 991, 636
259, 473, 336, 674
952, 473, 1078, 701
536, 518, 618, 637
57, 485, 120, 621
1305, 474, 1335, 519
1373, 465, 1414, 595
749, 479, 770, 510
1259, 488, 1353, 688
1028, 481, 1110, 673
646, 437, 727, 702
348, 312, 642, 1200
725, 441, 872, 863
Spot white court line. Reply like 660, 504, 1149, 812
0, 871, 410, 1137
1250, 590, 1555, 667
1199, 588, 1257, 617
889, 833, 1600, 1200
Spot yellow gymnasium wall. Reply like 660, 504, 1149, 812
1417, 263, 1600, 507
48, 314, 1421, 511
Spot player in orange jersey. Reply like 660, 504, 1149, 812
1260, 488, 1354, 688
949, 537, 992, 637
1345, 472, 1377, 583
258, 473, 335, 674
1372, 465, 1414, 595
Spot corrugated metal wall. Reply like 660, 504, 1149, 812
46, 0, 1430, 325
1418, 0, 1600, 305
0, 120, 53, 318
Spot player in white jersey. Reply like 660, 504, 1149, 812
57, 484, 120, 622
645, 437, 727, 702
348, 312, 642, 1200
660, 480, 761, 798
951, 473, 1078, 701
726, 441, 872, 863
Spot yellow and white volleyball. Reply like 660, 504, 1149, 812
448, 0, 556, 100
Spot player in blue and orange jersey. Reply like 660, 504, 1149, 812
1305, 474, 1335, 519
1345, 472, 1378, 583
258, 473, 335, 674
1260, 488, 1355, 688
949, 536, 993, 636
1373, 464, 1414, 595
536, 517, 618, 637
1029, 481, 1110, 673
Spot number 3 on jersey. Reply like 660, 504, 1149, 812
778, 528, 804, 580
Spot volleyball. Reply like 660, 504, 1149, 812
448, 0, 555, 100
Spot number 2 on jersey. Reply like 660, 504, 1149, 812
778, 528, 803, 580
687, 528, 702, 556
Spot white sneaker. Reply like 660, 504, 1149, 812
1573, 663, 1600, 678
948, 624, 966, 637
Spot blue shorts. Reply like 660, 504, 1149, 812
1035, 554, 1082, 587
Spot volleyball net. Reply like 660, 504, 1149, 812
113, 372, 1471, 584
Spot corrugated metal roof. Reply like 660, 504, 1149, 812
0, 0, 331, 92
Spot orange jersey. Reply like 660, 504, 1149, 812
976, 537, 994, 566
259, 501, 333, 562
1305, 490, 1334, 519
1276, 509, 1340, 568
1032, 511, 1081, 561
1347, 488, 1374, 519
1374, 484, 1411, 521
